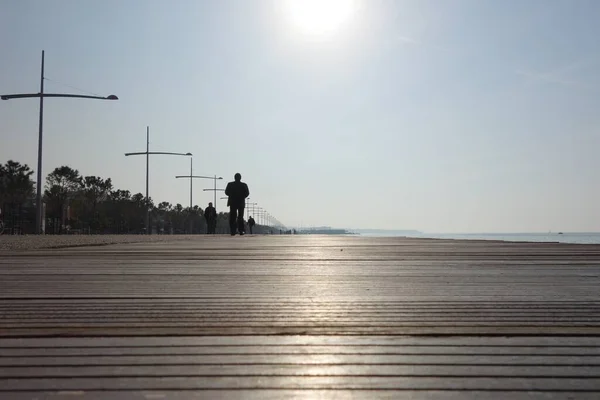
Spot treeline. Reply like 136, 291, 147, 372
0, 160, 270, 235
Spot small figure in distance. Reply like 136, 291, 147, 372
248, 216, 256, 235
225, 173, 250, 236
204, 202, 217, 234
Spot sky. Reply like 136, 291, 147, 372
1, 0, 599, 233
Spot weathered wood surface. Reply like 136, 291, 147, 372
1, 235, 599, 398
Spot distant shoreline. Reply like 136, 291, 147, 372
353, 231, 600, 245
292, 228, 600, 245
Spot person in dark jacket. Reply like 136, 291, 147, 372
225, 173, 250, 235
204, 202, 217, 234
248, 216, 256, 234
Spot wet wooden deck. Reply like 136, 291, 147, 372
1, 235, 600, 398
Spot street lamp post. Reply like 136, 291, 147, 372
1, 50, 118, 234
261, 213, 269, 227
185, 176, 223, 210
258, 213, 268, 226
253, 208, 268, 226
175, 157, 194, 233
203, 188, 225, 211
252, 206, 261, 221
176, 171, 223, 233
125, 126, 192, 234
246, 201, 257, 219
261, 213, 272, 227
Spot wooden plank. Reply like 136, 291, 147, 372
2, 354, 600, 367
5, 326, 600, 336
4, 391, 600, 400
2, 335, 600, 347
3, 344, 599, 356
2, 376, 600, 390
1, 365, 600, 378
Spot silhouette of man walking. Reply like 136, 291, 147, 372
225, 173, 249, 236
204, 202, 217, 234
248, 216, 256, 235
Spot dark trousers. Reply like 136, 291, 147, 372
229, 206, 245, 234
249, 225, 254, 234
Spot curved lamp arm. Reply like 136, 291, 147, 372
2, 93, 118, 100
126, 152, 192, 157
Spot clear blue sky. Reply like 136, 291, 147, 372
1, 0, 599, 232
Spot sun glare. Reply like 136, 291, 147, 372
285, 0, 356, 37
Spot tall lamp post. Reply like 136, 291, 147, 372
125, 126, 192, 234
262, 212, 270, 227
175, 157, 195, 212
254, 208, 268, 226
175, 157, 193, 233
246, 201, 257, 219
1, 50, 118, 234
176, 169, 222, 233
184, 175, 223, 210
258, 213, 269, 227
257, 212, 272, 227
203, 188, 225, 211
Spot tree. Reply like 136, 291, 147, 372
187, 205, 205, 234
79, 176, 113, 232
170, 203, 185, 233
0, 160, 35, 206
110, 189, 132, 202
44, 166, 83, 233
155, 202, 172, 233
0, 161, 35, 234
156, 202, 172, 213
128, 193, 154, 233
106, 189, 132, 233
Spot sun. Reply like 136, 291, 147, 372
284, 0, 357, 37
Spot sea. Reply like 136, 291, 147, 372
354, 231, 600, 244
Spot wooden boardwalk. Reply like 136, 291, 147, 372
1, 235, 600, 398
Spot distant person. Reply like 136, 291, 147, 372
248, 216, 256, 234
225, 173, 249, 235
204, 202, 217, 234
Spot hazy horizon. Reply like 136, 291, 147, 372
1, 0, 599, 232
301, 227, 600, 234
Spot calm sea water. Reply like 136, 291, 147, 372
356, 231, 600, 244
